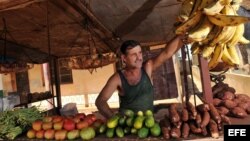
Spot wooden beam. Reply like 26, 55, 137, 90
198, 54, 213, 103
0, 0, 46, 12
65, 0, 120, 52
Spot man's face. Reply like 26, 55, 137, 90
122, 45, 143, 69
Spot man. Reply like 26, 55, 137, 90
95, 35, 186, 118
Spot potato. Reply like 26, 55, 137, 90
170, 127, 181, 138
231, 107, 248, 118
209, 103, 221, 124
201, 127, 208, 136
161, 126, 170, 139
209, 119, 219, 139
246, 107, 250, 114
238, 102, 249, 110
215, 92, 225, 100
216, 106, 229, 115
222, 100, 237, 109
196, 104, 210, 113
181, 108, 189, 122
212, 83, 228, 96
233, 98, 242, 105
187, 102, 197, 118
222, 91, 235, 100
189, 112, 196, 120
195, 113, 202, 127
189, 121, 202, 134
220, 114, 231, 125
200, 111, 210, 128
236, 94, 250, 101
213, 98, 222, 106
169, 104, 180, 123
159, 118, 171, 130
181, 122, 190, 138
217, 122, 223, 131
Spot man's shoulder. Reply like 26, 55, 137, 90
110, 71, 121, 81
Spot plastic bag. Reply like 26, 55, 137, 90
60, 103, 78, 116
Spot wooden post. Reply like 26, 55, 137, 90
181, 47, 189, 103
53, 58, 62, 111
198, 55, 213, 103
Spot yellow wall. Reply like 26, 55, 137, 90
29, 64, 45, 93
2, 73, 13, 92
224, 73, 250, 95
1, 63, 115, 97
192, 66, 250, 96
59, 64, 115, 96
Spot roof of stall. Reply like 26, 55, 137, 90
0, 0, 249, 64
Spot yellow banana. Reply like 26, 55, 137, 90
221, 46, 238, 68
202, 45, 215, 59
203, 0, 229, 15
238, 36, 250, 44
210, 5, 237, 46
201, 26, 223, 45
178, 0, 195, 22
188, 17, 214, 42
207, 14, 250, 26
191, 42, 202, 55
227, 23, 245, 47
208, 44, 225, 70
227, 45, 240, 65
175, 11, 202, 35
211, 25, 236, 46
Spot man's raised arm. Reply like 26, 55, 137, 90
151, 35, 185, 71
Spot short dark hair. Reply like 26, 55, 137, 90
120, 40, 140, 54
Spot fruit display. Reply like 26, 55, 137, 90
98, 109, 161, 139
160, 102, 232, 139
26, 113, 100, 140
176, 0, 250, 70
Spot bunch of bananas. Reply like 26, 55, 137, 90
175, 0, 250, 71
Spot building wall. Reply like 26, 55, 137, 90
60, 64, 115, 96
2, 73, 13, 92
29, 64, 45, 93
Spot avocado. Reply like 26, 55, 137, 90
138, 127, 149, 138
150, 123, 161, 137
115, 126, 124, 138
145, 116, 155, 128
106, 128, 115, 138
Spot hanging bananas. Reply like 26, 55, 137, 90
176, 0, 250, 71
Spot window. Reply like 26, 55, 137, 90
50, 64, 73, 84
59, 67, 73, 84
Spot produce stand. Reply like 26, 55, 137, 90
1, 0, 250, 141
11, 110, 250, 141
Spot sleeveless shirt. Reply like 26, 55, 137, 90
118, 68, 154, 113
